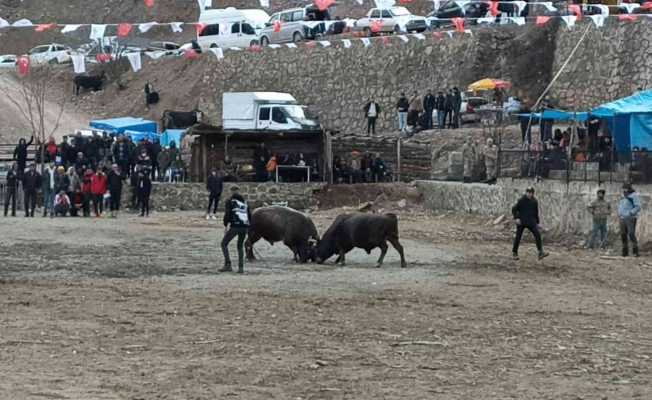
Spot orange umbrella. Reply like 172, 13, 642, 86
468, 78, 512, 91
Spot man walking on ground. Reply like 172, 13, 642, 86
364, 99, 381, 136
435, 91, 446, 129
587, 189, 611, 250
618, 183, 641, 257
107, 164, 123, 218
221, 185, 251, 274
22, 164, 40, 218
423, 90, 436, 130
511, 187, 549, 260
206, 169, 224, 220
4, 163, 18, 217
396, 93, 409, 133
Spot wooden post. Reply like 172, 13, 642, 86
396, 138, 401, 182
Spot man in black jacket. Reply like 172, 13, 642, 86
511, 187, 549, 260
423, 90, 436, 130
22, 164, 40, 218
4, 163, 18, 217
396, 93, 409, 133
435, 91, 446, 129
107, 164, 123, 218
221, 185, 251, 273
363, 100, 381, 136
444, 90, 454, 129
206, 169, 224, 220
452, 87, 463, 129
13, 136, 34, 179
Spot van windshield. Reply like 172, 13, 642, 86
282, 105, 317, 124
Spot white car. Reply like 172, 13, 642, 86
28, 44, 72, 64
355, 7, 428, 35
0, 54, 17, 68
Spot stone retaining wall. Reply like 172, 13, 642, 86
416, 179, 652, 241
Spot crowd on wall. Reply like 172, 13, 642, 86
333, 152, 390, 184
251, 143, 319, 183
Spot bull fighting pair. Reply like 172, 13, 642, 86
219, 186, 407, 273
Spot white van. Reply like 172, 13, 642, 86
197, 8, 270, 49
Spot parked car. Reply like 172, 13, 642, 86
429, 95, 489, 124
355, 7, 428, 35
0, 54, 17, 69
147, 41, 180, 51
197, 8, 270, 49
427, 1, 489, 29
28, 44, 72, 64
259, 5, 332, 46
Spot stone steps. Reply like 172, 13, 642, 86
548, 169, 628, 182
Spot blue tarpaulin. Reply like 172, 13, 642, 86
516, 109, 588, 122
160, 129, 185, 147
591, 89, 652, 152
89, 117, 158, 135
124, 130, 160, 143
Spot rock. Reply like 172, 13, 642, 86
397, 199, 407, 208
358, 201, 373, 212
492, 215, 505, 225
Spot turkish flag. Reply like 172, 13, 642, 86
399, 0, 413, 3
305, 41, 316, 48
568, 4, 582, 20
17, 56, 30, 76
314, 0, 335, 11
96, 53, 111, 63
488, 1, 499, 17
249, 44, 263, 52
117, 23, 133, 38
195, 23, 206, 35
381, 36, 391, 46
144, 0, 154, 7
273, 20, 281, 32
35, 23, 56, 32
452, 17, 465, 33
618, 14, 638, 22
433, 31, 443, 39
642, 2, 652, 10
535, 16, 551, 26
184, 49, 200, 59
370, 20, 383, 33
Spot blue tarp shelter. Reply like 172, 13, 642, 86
591, 89, 652, 153
124, 130, 160, 143
160, 129, 185, 148
516, 109, 589, 121
89, 117, 158, 135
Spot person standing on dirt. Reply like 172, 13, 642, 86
206, 169, 223, 220
586, 189, 611, 250
4, 163, 18, 217
91, 168, 108, 217
138, 169, 152, 218
107, 164, 123, 218
22, 164, 40, 218
220, 185, 251, 274
618, 183, 641, 257
41, 162, 56, 218
511, 187, 549, 260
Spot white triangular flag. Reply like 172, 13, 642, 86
260, 0, 270, 7
510, 17, 525, 26
127, 52, 142, 72
620, 3, 640, 14
145, 51, 166, 60
356, 0, 363, 4
61, 24, 82, 33
286, 43, 297, 48
412, 33, 425, 40
361, 38, 371, 47
89, 24, 106, 40
561, 15, 576, 29
139, 22, 158, 33
541, 2, 557, 12
229, 47, 242, 51
319, 40, 331, 47
71, 54, 86, 74
446, 30, 453, 38
374, 0, 395, 8
454, 1, 470, 15
0, 18, 9, 29
477, 16, 496, 24
513, 1, 527, 16
170, 22, 183, 33
594, 4, 609, 15
464, 29, 473, 35
209, 47, 224, 59
342, 39, 352, 48
589, 14, 606, 28
12, 19, 33, 27
397, 34, 409, 42
268, 44, 281, 49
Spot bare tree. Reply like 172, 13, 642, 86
5, 65, 67, 171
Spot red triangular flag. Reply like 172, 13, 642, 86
16, 56, 30, 76
399, 0, 413, 3
144, 0, 154, 7
381, 36, 391, 46
117, 23, 133, 38
195, 23, 206, 35
305, 41, 316, 48
273, 20, 281, 33
568, 4, 582, 20
96, 53, 112, 63
314, 0, 335, 11
248, 44, 263, 52
618, 14, 638, 22
184, 49, 199, 59
370, 20, 383, 33
452, 17, 465, 33
488, 1, 499, 17
433, 31, 443, 40
642, 2, 652, 10
535, 16, 551, 26
35, 23, 56, 32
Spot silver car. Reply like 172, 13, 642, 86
259, 6, 330, 46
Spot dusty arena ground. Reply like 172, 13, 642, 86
1, 209, 651, 399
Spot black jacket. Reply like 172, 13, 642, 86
364, 102, 381, 116
13, 136, 34, 164
207, 174, 224, 194
423, 94, 436, 111
512, 195, 540, 226
138, 176, 152, 196
396, 97, 409, 113
444, 94, 454, 111
435, 95, 446, 111
22, 170, 41, 192
5, 170, 18, 190
108, 171, 123, 192
223, 194, 251, 228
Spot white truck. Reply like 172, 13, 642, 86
222, 92, 320, 132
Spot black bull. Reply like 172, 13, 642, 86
245, 206, 319, 263
73, 74, 105, 96
315, 213, 407, 268
161, 110, 202, 130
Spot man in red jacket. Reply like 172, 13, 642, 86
81, 169, 94, 217
90, 168, 108, 217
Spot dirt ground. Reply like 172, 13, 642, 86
1, 208, 651, 400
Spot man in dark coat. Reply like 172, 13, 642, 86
4, 163, 18, 217
221, 185, 251, 274
363, 100, 381, 136
13, 136, 34, 178
138, 169, 153, 217
396, 93, 409, 133
206, 169, 224, 220
511, 187, 549, 260
444, 90, 454, 129
452, 87, 463, 128
435, 91, 446, 129
22, 164, 40, 218
107, 164, 124, 218
253, 143, 270, 182
422, 90, 436, 130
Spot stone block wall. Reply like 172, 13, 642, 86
417, 179, 652, 241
